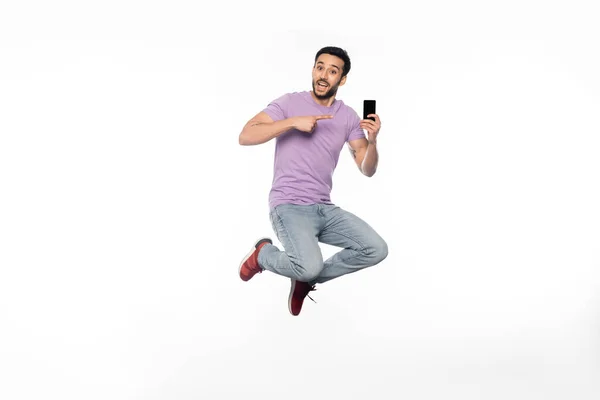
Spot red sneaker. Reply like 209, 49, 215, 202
239, 238, 272, 281
288, 279, 317, 316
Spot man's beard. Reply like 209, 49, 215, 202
312, 80, 339, 99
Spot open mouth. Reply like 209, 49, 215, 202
317, 81, 328, 89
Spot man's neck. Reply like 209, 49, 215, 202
310, 91, 336, 107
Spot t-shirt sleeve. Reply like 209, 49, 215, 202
262, 93, 290, 122
347, 109, 366, 142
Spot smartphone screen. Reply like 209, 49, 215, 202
363, 100, 376, 121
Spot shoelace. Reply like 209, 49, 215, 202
306, 285, 317, 303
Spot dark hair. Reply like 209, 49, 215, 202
315, 46, 351, 77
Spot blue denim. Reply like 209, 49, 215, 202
257, 203, 388, 285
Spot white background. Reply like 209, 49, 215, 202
1, 1, 599, 399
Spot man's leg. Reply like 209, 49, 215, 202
312, 204, 388, 284
257, 204, 325, 282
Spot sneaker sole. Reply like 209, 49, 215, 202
238, 237, 272, 280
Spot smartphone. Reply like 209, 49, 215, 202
363, 100, 376, 121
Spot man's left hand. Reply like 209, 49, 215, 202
360, 114, 381, 143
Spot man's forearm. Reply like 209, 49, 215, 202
239, 118, 296, 145
361, 140, 379, 177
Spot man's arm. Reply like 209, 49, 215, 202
348, 137, 379, 177
239, 111, 297, 146
239, 112, 334, 145
347, 113, 382, 177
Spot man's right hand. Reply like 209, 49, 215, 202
292, 115, 334, 133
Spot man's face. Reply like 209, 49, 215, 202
312, 54, 346, 100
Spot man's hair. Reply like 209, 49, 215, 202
315, 46, 351, 77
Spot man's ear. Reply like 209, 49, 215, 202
339, 75, 347, 86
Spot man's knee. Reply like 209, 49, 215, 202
366, 236, 388, 265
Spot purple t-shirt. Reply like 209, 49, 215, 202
262, 91, 366, 209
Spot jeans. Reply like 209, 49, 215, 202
257, 203, 388, 285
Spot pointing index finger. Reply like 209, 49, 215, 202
315, 114, 334, 120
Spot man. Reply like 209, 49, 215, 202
238, 46, 388, 316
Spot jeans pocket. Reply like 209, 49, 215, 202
269, 210, 279, 237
